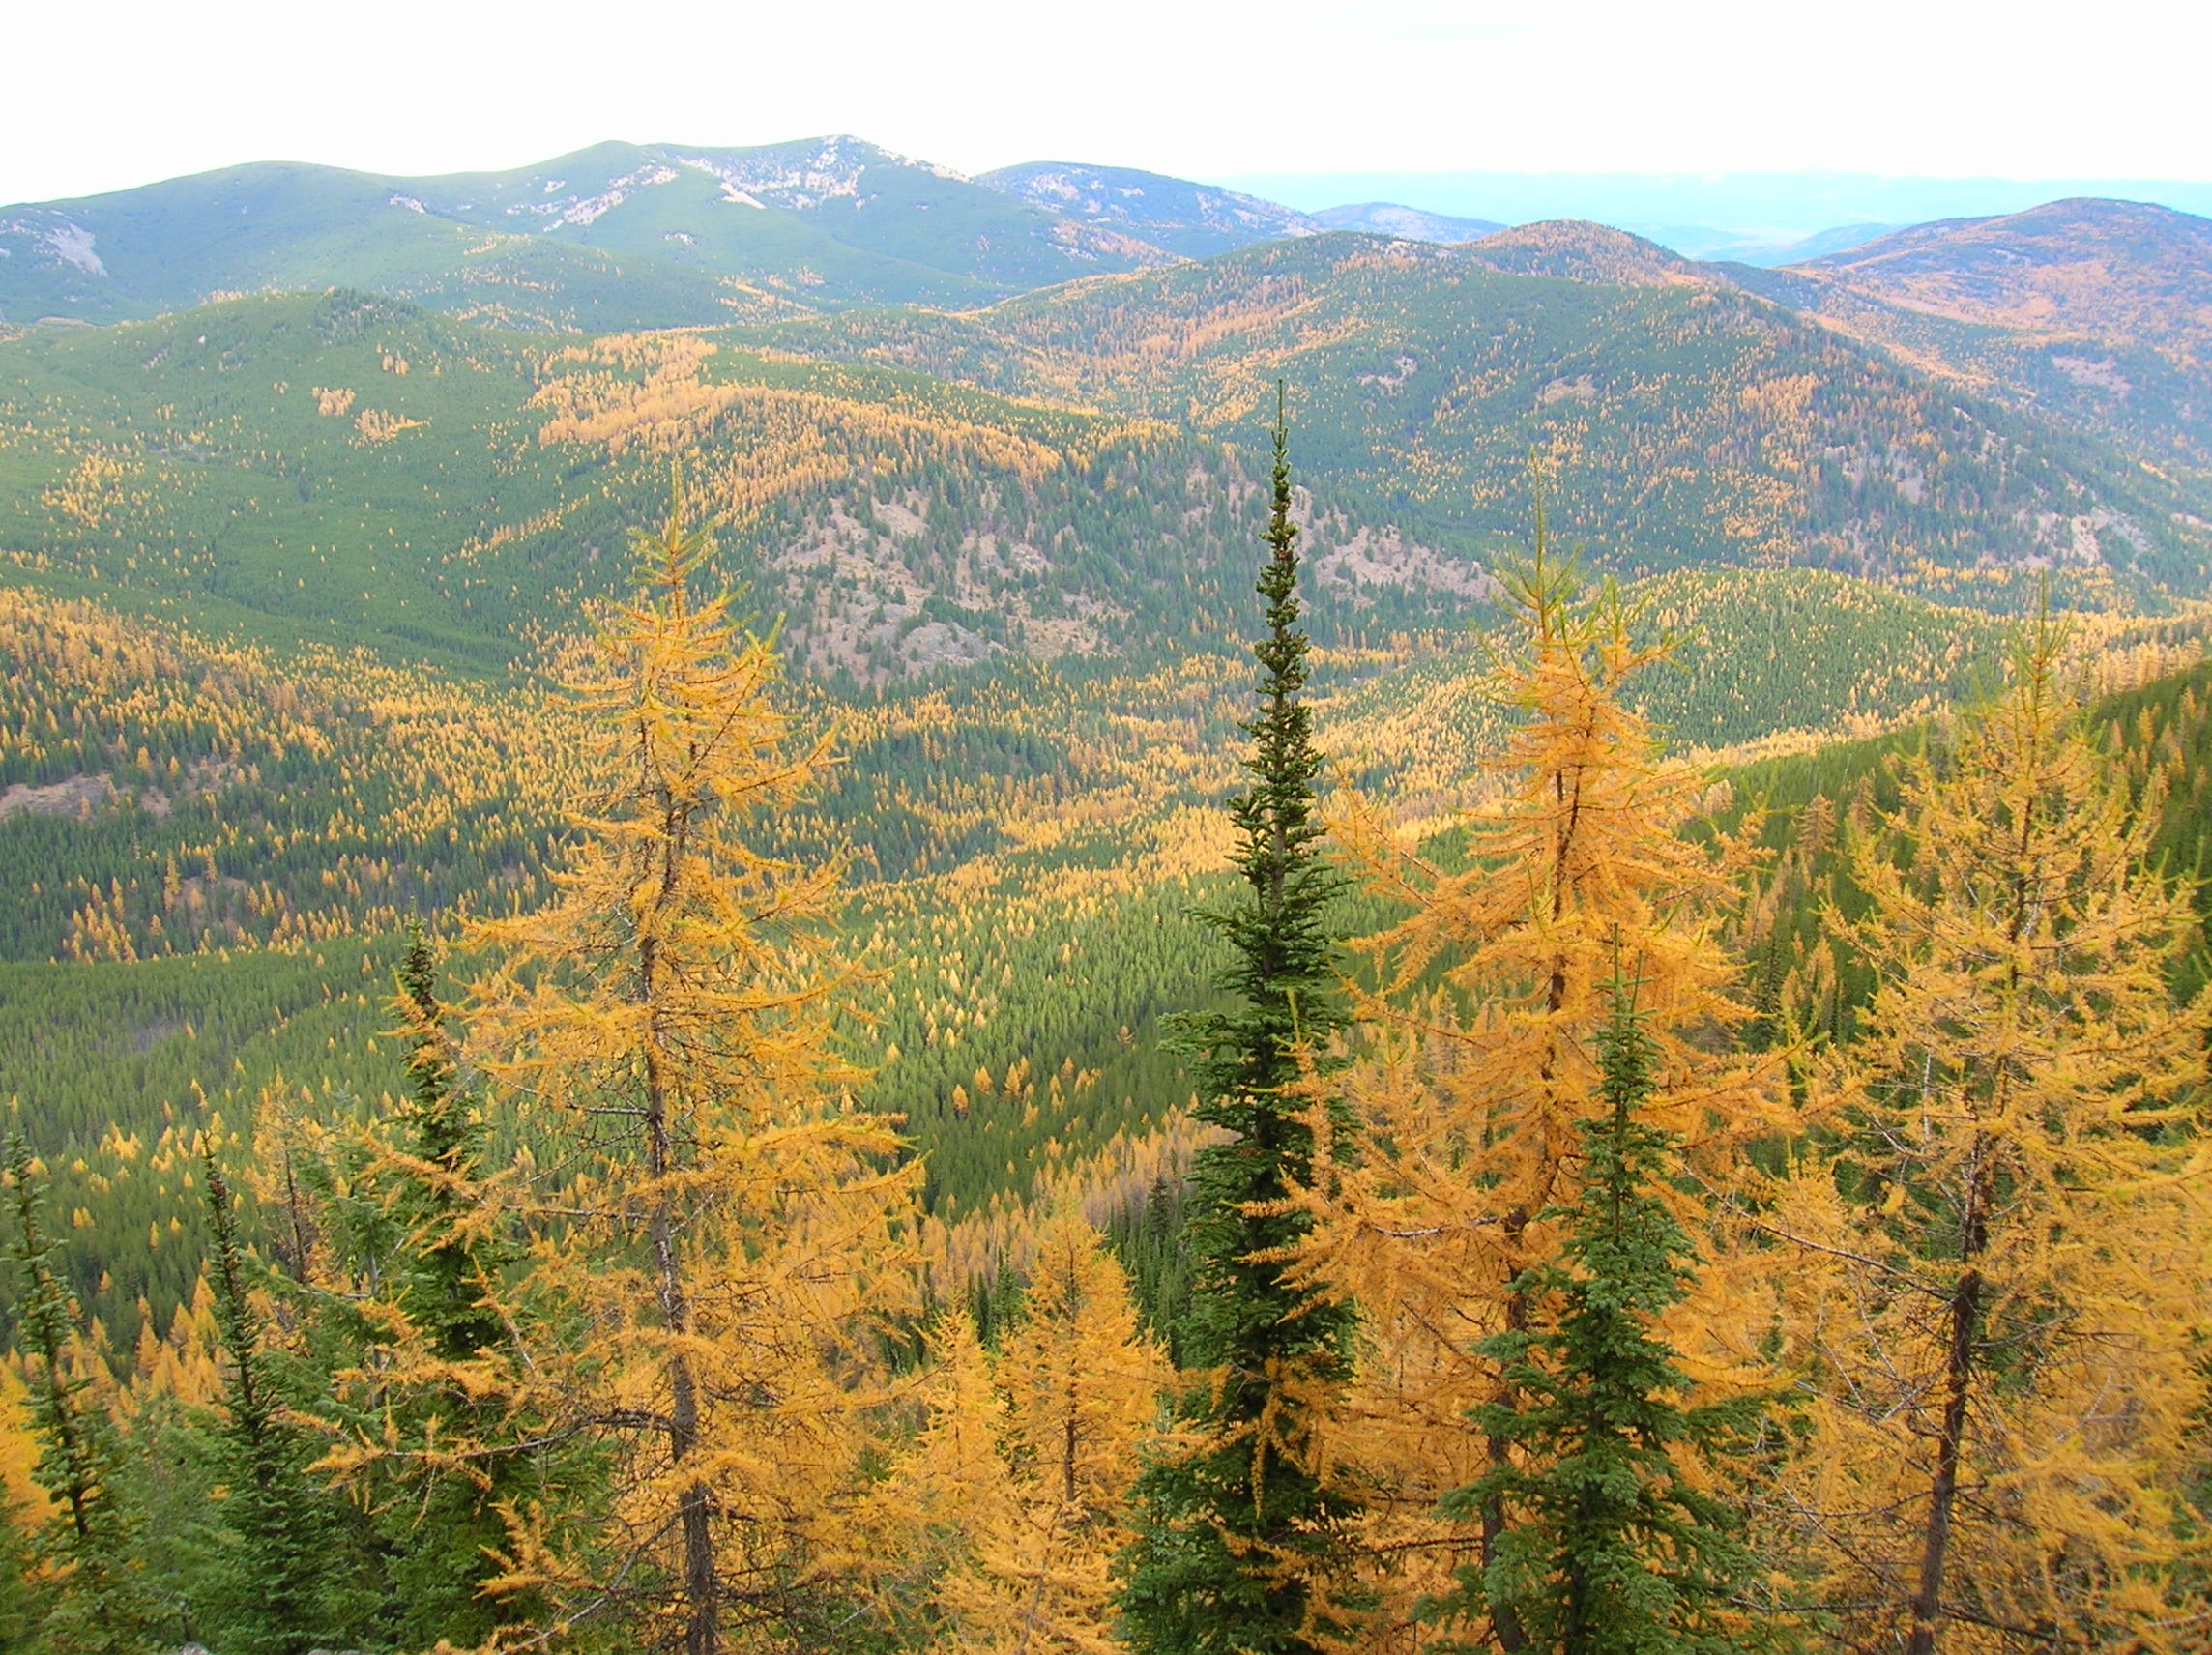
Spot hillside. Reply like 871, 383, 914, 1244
5, 557, 2206, 1346
1726, 198, 2212, 477
0, 137, 1189, 329
743, 232, 2212, 597
1319, 566, 2212, 806
977, 161, 1320, 257
0, 288, 1515, 677
1717, 643, 2212, 1045
1311, 202, 1504, 242
0, 160, 761, 332
1797, 197, 2212, 363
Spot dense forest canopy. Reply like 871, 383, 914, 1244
4, 152, 2212, 1654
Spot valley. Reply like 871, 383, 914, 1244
3, 128, 2211, 1655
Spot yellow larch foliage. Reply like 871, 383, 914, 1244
1763, 615, 2212, 1654
352, 408, 426, 443
883, 1204, 1168, 1654
1294, 538, 1790, 1642
857, 1310, 1017, 1642
465, 471, 918, 1652
0, 1364, 52, 1527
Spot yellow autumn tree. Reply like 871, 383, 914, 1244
1765, 613, 2212, 1653
1295, 534, 1790, 1646
974, 1203, 1169, 1653
860, 1309, 1017, 1646
465, 471, 917, 1654
876, 1203, 1168, 1653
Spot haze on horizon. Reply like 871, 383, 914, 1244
7, 0, 2207, 215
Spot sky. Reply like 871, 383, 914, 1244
5, 0, 2208, 209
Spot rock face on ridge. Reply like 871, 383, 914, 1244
976, 160, 1321, 258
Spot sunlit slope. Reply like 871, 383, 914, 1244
1, 289, 1497, 673
744, 234, 2212, 596
1318, 566, 2212, 807
1727, 200, 2212, 479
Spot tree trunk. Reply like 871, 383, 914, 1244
641, 773, 716, 1655
1905, 1265, 1981, 1655
645, 1031, 716, 1655
1906, 1145, 1993, 1655
1482, 1207, 1531, 1655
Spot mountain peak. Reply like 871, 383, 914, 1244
1457, 220, 1706, 286
1797, 195, 2212, 361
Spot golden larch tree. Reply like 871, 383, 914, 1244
1766, 614, 2212, 1653
880, 1202, 1168, 1653
1296, 536, 1790, 1648
466, 473, 917, 1654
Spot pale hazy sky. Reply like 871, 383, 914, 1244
5, 0, 2205, 206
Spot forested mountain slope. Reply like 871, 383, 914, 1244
0, 287, 1502, 676
1728, 198, 2212, 476
1799, 197, 2212, 362
7, 145, 2212, 1385
4, 559, 2202, 1346
0, 138, 1185, 328
745, 232, 2212, 595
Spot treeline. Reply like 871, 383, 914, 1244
8, 470, 2212, 1655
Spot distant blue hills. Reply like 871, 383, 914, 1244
1217, 169, 2212, 264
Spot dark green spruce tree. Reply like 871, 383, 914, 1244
1120, 388, 1359, 1655
1440, 977, 1788, 1655
369, 921, 539, 1647
198, 1145, 364, 1655
4, 1127, 161, 1654
393, 920, 509, 1364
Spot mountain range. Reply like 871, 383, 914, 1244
4, 139, 2211, 667
0, 138, 1516, 330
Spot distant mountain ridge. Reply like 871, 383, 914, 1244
0, 140, 1553, 329
5, 135, 2212, 610
1716, 196, 2212, 475
975, 161, 1321, 257
1794, 197, 2212, 363
1311, 203, 1503, 243
738, 228, 2212, 600
0, 137, 1195, 326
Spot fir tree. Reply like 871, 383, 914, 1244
1121, 388, 1358, 1655
1441, 973, 1784, 1655
392, 918, 509, 1367
3, 1127, 158, 1655
325, 921, 543, 1648
198, 1144, 358, 1655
